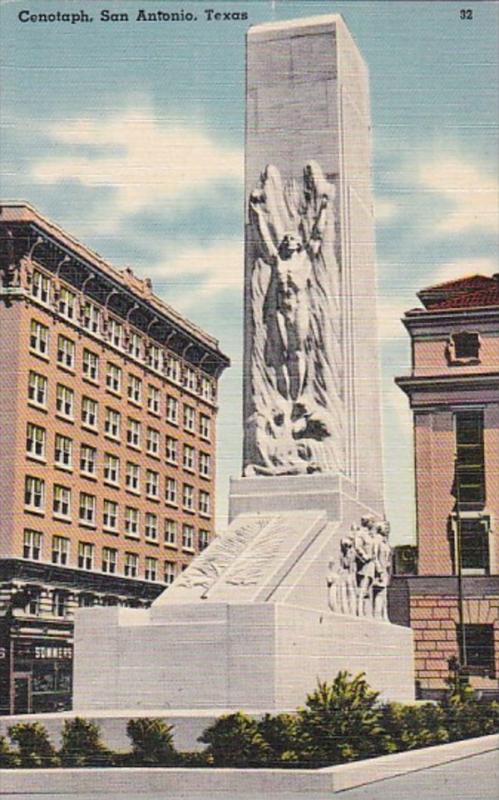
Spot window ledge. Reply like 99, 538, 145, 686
28, 401, 48, 414
24, 507, 45, 517
26, 454, 47, 464
165, 501, 178, 509
55, 413, 75, 424
29, 349, 49, 363
81, 423, 98, 434
164, 542, 178, 550
79, 520, 97, 529
55, 464, 73, 473
82, 376, 99, 387
57, 363, 76, 376
80, 471, 97, 481
53, 513, 72, 523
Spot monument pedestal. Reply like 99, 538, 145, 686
74, 501, 415, 714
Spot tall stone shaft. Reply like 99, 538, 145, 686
243, 15, 384, 515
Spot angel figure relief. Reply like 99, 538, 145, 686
244, 161, 344, 477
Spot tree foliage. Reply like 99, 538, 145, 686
126, 717, 176, 766
198, 712, 271, 767
8, 722, 59, 768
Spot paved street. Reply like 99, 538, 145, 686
1, 750, 497, 800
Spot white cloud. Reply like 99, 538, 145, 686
30, 104, 243, 226
148, 239, 244, 312
417, 156, 498, 235
374, 198, 400, 224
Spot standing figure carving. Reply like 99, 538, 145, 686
373, 521, 392, 620
353, 516, 377, 618
244, 161, 343, 476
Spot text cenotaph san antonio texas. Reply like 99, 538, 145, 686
73, 15, 415, 713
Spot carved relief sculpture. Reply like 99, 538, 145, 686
243, 161, 344, 477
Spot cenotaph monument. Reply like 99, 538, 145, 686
73, 15, 414, 716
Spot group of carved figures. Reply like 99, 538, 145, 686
326, 516, 392, 621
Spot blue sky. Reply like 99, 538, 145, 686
1, 0, 498, 542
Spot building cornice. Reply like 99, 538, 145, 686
395, 371, 499, 398
0, 204, 230, 378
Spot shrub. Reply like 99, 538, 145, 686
60, 717, 112, 767
441, 696, 499, 741
126, 718, 177, 766
8, 722, 59, 768
380, 702, 449, 753
257, 713, 300, 765
198, 712, 271, 767
0, 734, 19, 768
295, 672, 385, 767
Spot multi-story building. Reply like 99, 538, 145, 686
394, 274, 499, 698
0, 203, 229, 714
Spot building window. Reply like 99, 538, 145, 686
103, 500, 118, 531
164, 561, 176, 586
82, 349, 99, 382
147, 344, 163, 373
125, 462, 140, 493
107, 318, 123, 349
182, 524, 194, 551
125, 552, 139, 577
102, 547, 117, 574
199, 529, 210, 551
146, 469, 159, 500
80, 444, 97, 476
26, 423, 46, 460
164, 519, 177, 547
52, 590, 69, 618
128, 332, 143, 360
165, 436, 177, 465
82, 301, 102, 334
57, 335, 75, 370
199, 414, 211, 440
79, 593, 96, 607
31, 270, 50, 304
458, 624, 496, 678
56, 384, 74, 419
145, 512, 158, 542
127, 417, 141, 449
104, 453, 120, 486
78, 542, 95, 570
58, 286, 76, 319
199, 451, 211, 478
165, 478, 177, 506
457, 518, 490, 574
53, 484, 71, 519
166, 355, 180, 383
182, 484, 194, 512
105, 408, 121, 441
147, 384, 160, 415
199, 491, 210, 517
448, 331, 481, 364
183, 444, 195, 472
184, 405, 195, 433
25, 476, 45, 511
81, 396, 98, 429
146, 427, 160, 456
145, 557, 158, 582
125, 507, 139, 538
79, 492, 96, 525
28, 371, 48, 408
183, 366, 197, 392
166, 395, 178, 424
52, 535, 69, 566
23, 529, 42, 560
200, 376, 213, 402
128, 374, 142, 405
106, 362, 122, 394
455, 410, 485, 507
30, 319, 49, 356
54, 433, 72, 469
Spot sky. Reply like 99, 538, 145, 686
1, 0, 498, 544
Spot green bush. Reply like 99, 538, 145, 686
60, 717, 113, 767
441, 695, 499, 741
295, 672, 385, 766
0, 734, 19, 768
126, 718, 177, 766
8, 722, 59, 768
198, 712, 271, 767
256, 713, 300, 765
380, 702, 449, 753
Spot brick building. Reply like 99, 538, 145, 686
394, 274, 499, 698
0, 203, 229, 714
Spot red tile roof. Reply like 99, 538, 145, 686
417, 274, 499, 311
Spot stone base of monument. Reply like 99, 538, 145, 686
73, 499, 415, 715
73, 601, 414, 713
